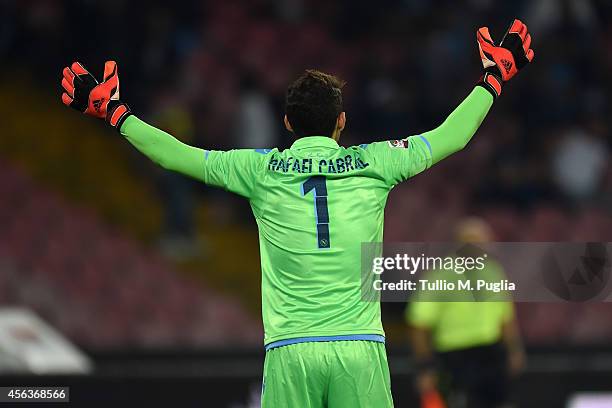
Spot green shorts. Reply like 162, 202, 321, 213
261, 340, 393, 408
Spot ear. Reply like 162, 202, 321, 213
337, 112, 346, 132
284, 115, 293, 133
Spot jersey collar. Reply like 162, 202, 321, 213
291, 136, 339, 150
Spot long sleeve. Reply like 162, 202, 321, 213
421, 86, 494, 165
362, 86, 494, 187
119, 115, 266, 198
120, 115, 206, 182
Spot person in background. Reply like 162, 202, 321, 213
152, 89, 199, 260
552, 122, 608, 203
233, 73, 278, 150
406, 217, 526, 408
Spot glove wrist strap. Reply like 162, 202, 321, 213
477, 72, 503, 99
106, 100, 132, 130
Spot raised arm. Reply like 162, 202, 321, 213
60, 60, 205, 180
119, 115, 206, 182
60, 60, 200, 162
61, 61, 263, 196
423, 86, 493, 165
423, 19, 535, 165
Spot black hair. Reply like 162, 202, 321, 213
285, 69, 346, 138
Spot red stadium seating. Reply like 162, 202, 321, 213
0, 160, 261, 347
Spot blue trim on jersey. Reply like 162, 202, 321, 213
359, 143, 369, 149
265, 334, 385, 351
204, 150, 210, 160
419, 135, 432, 156
255, 148, 272, 154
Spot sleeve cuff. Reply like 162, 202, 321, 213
119, 114, 137, 135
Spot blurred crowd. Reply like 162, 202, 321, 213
1, 0, 612, 346
0, 160, 260, 347
3, 0, 612, 228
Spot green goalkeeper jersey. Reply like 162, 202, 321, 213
201, 136, 433, 345
119, 86, 493, 348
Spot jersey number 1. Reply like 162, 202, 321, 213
301, 176, 330, 249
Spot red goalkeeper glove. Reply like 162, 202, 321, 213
476, 19, 535, 99
61, 61, 132, 129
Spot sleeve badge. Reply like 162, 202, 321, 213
387, 139, 410, 148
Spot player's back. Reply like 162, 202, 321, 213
248, 135, 433, 346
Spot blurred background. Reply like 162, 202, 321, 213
1, 0, 612, 406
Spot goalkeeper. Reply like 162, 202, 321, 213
61, 20, 533, 407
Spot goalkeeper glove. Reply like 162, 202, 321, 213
476, 19, 535, 99
61, 61, 132, 129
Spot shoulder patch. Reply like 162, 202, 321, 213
387, 139, 409, 149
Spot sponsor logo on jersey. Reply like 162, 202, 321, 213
387, 139, 409, 149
